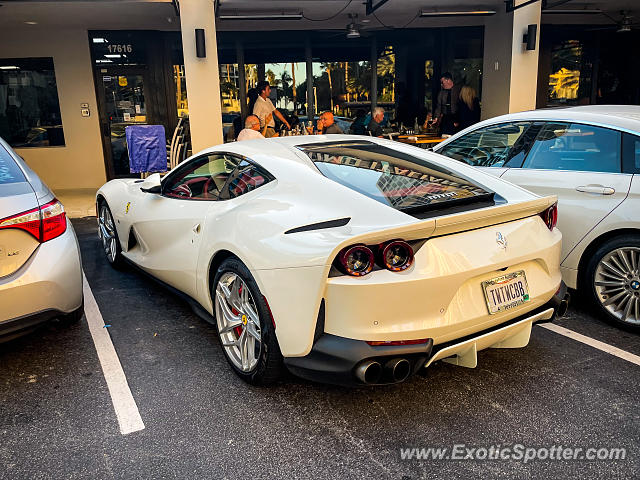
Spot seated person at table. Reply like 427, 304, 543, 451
237, 114, 271, 141
367, 107, 385, 137
316, 111, 344, 135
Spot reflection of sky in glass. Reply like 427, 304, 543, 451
0, 155, 24, 184
316, 162, 388, 204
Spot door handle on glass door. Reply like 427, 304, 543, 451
576, 185, 615, 195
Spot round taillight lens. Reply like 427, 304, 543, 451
338, 245, 374, 276
381, 240, 414, 272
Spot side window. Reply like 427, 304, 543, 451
438, 122, 531, 167
163, 154, 239, 200
0, 146, 26, 184
622, 133, 640, 174
225, 160, 272, 199
523, 123, 621, 173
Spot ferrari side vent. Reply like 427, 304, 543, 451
313, 299, 326, 344
285, 218, 350, 234
127, 228, 138, 251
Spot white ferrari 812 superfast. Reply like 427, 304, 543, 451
96, 136, 568, 386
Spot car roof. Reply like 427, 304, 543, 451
473, 105, 640, 134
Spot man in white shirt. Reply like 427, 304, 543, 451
253, 81, 290, 137
237, 114, 269, 141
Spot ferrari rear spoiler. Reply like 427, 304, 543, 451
329, 195, 557, 252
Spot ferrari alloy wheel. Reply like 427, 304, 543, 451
216, 272, 262, 372
587, 235, 640, 331
98, 202, 123, 267
213, 258, 283, 385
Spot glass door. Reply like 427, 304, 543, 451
97, 68, 149, 177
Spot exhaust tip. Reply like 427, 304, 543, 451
355, 360, 382, 384
385, 358, 411, 383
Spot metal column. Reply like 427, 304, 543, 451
305, 39, 314, 119
236, 40, 248, 120
370, 37, 378, 112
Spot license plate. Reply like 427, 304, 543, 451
482, 271, 530, 315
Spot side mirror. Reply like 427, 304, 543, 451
140, 173, 162, 194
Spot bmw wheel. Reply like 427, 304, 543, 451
586, 234, 640, 331
97, 202, 124, 268
213, 257, 283, 385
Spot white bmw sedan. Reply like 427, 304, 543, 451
96, 136, 566, 386
434, 106, 640, 330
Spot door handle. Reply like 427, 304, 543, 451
192, 224, 201, 234
576, 185, 615, 195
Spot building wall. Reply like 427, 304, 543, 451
0, 28, 106, 191
508, 1, 541, 113
481, 12, 513, 120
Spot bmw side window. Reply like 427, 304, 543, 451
224, 160, 272, 199
523, 123, 621, 173
163, 154, 239, 200
622, 133, 640, 174
438, 122, 531, 167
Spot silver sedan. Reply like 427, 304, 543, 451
0, 137, 83, 341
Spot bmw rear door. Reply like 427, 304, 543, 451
500, 122, 632, 263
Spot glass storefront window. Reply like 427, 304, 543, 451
547, 39, 591, 106
90, 32, 147, 66
312, 61, 371, 119
174, 65, 188, 117
0, 57, 65, 148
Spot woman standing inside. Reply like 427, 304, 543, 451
457, 86, 481, 131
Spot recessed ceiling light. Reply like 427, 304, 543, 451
25, 21, 38, 25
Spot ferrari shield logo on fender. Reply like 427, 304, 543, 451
496, 231, 507, 249
125, 202, 131, 214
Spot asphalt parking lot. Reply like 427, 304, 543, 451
1, 217, 639, 479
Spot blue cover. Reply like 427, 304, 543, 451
125, 125, 167, 173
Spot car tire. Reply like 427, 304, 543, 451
585, 234, 640, 331
213, 257, 284, 385
97, 201, 124, 268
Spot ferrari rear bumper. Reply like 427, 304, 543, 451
284, 292, 566, 386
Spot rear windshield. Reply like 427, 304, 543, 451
0, 145, 26, 185
298, 141, 493, 215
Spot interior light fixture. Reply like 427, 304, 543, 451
218, 13, 303, 20
24, 21, 38, 25
420, 10, 496, 17
0, 66, 20, 70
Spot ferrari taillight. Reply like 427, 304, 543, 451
337, 244, 375, 276
0, 199, 67, 242
334, 239, 416, 276
539, 203, 558, 231
380, 240, 414, 272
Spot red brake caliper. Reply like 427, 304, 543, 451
232, 284, 243, 337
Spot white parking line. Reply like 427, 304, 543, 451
538, 323, 640, 367
83, 273, 145, 435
